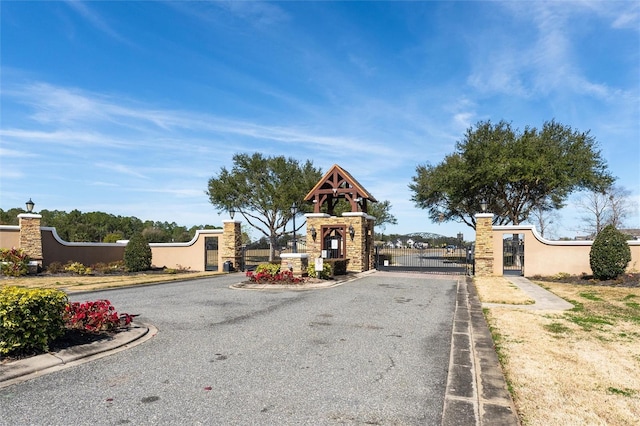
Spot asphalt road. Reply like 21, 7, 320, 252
0, 272, 458, 425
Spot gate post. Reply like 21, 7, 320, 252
221, 219, 242, 271
474, 213, 494, 276
18, 213, 43, 273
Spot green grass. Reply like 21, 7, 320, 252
607, 387, 637, 398
579, 291, 603, 301
544, 322, 571, 335
566, 314, 614, 331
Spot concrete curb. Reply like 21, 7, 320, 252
0, 322, 156, 388
442, 277, 520, 426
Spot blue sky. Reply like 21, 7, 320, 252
1, 1, 638, 240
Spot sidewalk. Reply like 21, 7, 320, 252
482, 275, 574, 311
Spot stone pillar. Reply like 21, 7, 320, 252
474, 213, 494, 276
305, 213, 330, 261
18, 213, 43, 272
280, 253, 309, 277
221, 220, 242, 271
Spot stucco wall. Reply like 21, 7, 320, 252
150, 229, 223, 271
1, 226, 224, 272
492, 225, 640, 277
42, 228, 127, 267
0, 226, 20, 249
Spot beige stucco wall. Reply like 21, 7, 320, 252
1, 225, 224, 272
0, 226, 20, 249
492, 225, 640, 277
42, 228, 127, 267
150, 229, 223, 271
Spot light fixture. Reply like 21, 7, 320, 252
349, 224, 355, 241
291, 202, 298, 253
480, 199, 487, 213
310, 225, 317, 241
25, 198, 35, 213
229, 208, 235, 220
457, 232, 463, 242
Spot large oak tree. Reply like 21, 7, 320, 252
409, 120, 613, 229
206, 153, 323, 260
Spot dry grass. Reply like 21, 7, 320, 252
0, 271, 222, 292
480, 279, 640, 425
475, 276, 535, 305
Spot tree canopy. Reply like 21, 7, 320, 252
409, 120, 613, 229
206, 152, 323, 260
0, 208, 218, 243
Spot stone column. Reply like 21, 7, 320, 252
474, 213, 494, 276
18, 213, 43, 272
280, 253, 309, 277
221, 220, 242, 271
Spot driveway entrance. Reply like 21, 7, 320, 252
0, 273, 457, 425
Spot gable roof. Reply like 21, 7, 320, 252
304, 164, 376, 213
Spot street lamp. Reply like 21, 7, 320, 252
26, 198, 35, 213
290, 202, 298, 253
480, 199, 487, 213
229, 208, 235, 220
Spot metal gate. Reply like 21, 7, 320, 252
375, 245, 473, 275
503, 234, 524, 275
205, 237, 219, 271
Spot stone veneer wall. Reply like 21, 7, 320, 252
221, 220, 242, 269
18, 214, 43, 265
474, 213, 494, 276
305, 213, 374, 273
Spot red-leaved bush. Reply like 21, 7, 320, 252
246, 269, 303, 284
64, 300, 133, 333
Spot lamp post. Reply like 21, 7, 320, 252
26, 198, 35, 213
290, 202, 298, 253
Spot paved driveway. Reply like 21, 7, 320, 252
0, 272, 457, 425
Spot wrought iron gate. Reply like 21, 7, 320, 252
503, 234, 524, 275
375, 245, 473, 275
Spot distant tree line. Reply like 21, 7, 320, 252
0, 208, 219, 243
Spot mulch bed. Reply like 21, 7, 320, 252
1, 329, 114, 364
532, 272, 640, 288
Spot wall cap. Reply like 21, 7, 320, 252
17, 213, 42, 219
475, 213, 494, 218
280, 253, 309, 259
305, 213, 331, 218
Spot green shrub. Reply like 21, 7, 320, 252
325, 259, 349, 276
255, 262, 280, 275
0, 248, 30, 277
0, 286, 68, 355
64, 261, 92, 275
123, 233, 152, 272
590, 225, 631, 280
307, 262, 332, 279
46, 261, 65, 274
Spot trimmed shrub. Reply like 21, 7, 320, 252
307, 262, 332, 279
255, 262, 280, 275
590, 225, 631, 280
0, 248, 30, 277
64, 261, 92, 275
123, 233, 152, 272
326, 259, 349, 276
0, 286, 68, 355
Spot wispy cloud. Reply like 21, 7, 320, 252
64, 0, 132, 45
